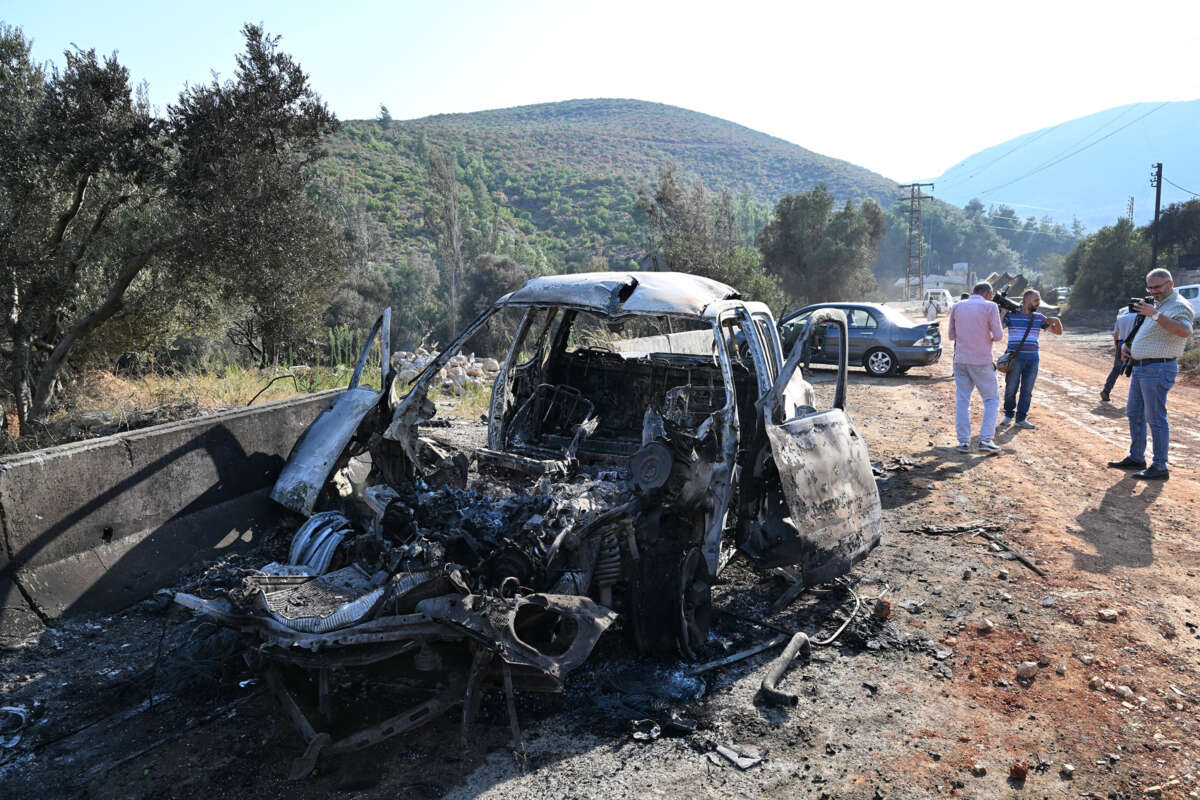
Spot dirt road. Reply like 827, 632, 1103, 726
3, 327, 1197, 799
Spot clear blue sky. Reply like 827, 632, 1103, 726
6, 0, 1199, 187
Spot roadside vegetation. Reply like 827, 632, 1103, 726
3, 20, 1198, 455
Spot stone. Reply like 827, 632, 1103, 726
1055, 663, 1067, 676
482, 358, 501, 372
1061, 763, 1075, 779
1016, 662, 1038, 680
977, 618, 995, 634
1041, 595, 1058, 607
997, 568, 1010, 580
971, 763, 987, 776
1098, 608, 1119, 622
1009, 761, 1029, 781
1116, 685, 1134, 699
1089, 675, 1103, 690
872, 598, 892, 621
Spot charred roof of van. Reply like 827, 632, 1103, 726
497, 272, 740, 318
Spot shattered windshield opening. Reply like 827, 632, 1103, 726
498, 310, 725, 463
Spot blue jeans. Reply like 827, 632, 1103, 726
1002, 354, 1039, 421
1126, 360, 1177, 468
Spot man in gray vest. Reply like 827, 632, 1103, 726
1106, 268, 1195, 480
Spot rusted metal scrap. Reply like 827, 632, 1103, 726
174, 273, 885, 775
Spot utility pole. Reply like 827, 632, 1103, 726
1150, 163, 1162, 269
898, 183, 934, 302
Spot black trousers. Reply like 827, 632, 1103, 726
1102, 349, 1125, 394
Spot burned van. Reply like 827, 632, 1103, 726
175, 271, 882, 776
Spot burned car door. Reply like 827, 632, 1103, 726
740, 307, 882, 585
272, 309, 391, 515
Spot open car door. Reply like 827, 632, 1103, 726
741, 308, 882, 585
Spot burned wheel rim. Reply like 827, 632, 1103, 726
864, 348, 895, 377
676, 547, 712, 661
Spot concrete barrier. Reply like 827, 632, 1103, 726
0, 389, 343, 644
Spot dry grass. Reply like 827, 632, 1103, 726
1, 359, 496, 456
67, 364, 380, 416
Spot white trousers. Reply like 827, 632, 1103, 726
954, 362, 1000, 443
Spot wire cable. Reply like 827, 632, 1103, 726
937, 103, 1141, 192
1163, 177, 1200, 198
978, 102, 1168, 197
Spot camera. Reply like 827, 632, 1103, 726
1128, 296, 1153, 313
993, 291, 1020, 313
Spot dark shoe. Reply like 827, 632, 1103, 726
1107, 457, 1147, 470
1132, 466, 1169, 481
1099, 390, 1110, 402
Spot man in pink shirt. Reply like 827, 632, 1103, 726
946, 282, 1006, 453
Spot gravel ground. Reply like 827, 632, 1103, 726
2, 331, 1198, 799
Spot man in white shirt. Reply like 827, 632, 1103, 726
1100, 308, 1137, 402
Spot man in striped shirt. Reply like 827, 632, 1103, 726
1000, 290, 1063, 429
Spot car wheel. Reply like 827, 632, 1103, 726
864, 348, 897, 377
630, 540, 711, 661
675, 547, 712, 661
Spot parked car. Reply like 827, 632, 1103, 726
1176, 283, 1200, 316
779, 302, 941, 377
175, 272, 883, 775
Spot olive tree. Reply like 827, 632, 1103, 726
1, 23, 344, 425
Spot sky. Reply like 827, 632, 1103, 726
6, 0, 1199, 187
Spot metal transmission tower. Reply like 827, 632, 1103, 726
898, 183, 934, 301
1127, 196, 1135, 221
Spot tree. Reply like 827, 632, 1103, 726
377, 103, 392, 131
1149, 199, 1200, 264
1, 24, 344, 423
758, 185, 885, 306
635, 165, 784, 309
426, 147, 465, 338
459, 254, 532, 357
1068, 218, 1147, 309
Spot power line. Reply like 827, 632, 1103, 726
937, 103, 1142, 192
1163, 177, 1200, 197
974, 223, 1078, 241
978, 102, 1168, 196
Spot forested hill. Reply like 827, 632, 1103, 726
930, 99, 1200, 233
322, 98, 899, 272
397, 99, 898, 201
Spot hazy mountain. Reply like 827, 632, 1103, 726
930, 99, 1200, 233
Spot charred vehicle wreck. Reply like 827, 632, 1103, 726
175, 272, 883, 777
